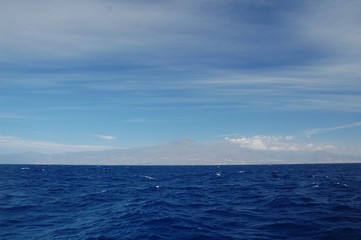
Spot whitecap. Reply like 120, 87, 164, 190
20, 167, 30, 170
140, 175, 155, 180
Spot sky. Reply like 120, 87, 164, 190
0, 0, 360, 157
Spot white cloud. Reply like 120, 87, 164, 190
226, 135, 335, 152
304, 121, 361, 138
0, 135, 117, 153
94, 135, 117, 141
226, 136, 296, 151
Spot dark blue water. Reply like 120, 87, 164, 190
1, 164, 361, 240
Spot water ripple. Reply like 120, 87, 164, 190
0, 164, 361, 239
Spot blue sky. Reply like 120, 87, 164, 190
0, 0, 360, 156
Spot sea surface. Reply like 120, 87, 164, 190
1, 164, 361, 240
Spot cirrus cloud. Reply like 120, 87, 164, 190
304, 121, 361, 138
0, 135, 117, 154
93, 135, 117, 141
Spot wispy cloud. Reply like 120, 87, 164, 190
294, 0, 361, 60
93, 135, 117, 141
0, 135, 117, 153
0, 113, 28, 120
304, 121, 361, 138
226, 136, 335, 152
0, 1, 241, 64
1, 1, 361, 112
126, 118, 149, 123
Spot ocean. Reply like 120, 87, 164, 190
1, 164, 361, 240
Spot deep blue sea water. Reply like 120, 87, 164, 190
1, 164, 361, 240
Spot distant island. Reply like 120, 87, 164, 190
0, 138, 358, 165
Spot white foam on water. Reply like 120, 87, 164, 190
140, 175, 155, 180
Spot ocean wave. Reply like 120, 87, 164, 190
0, 164, 360, 239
